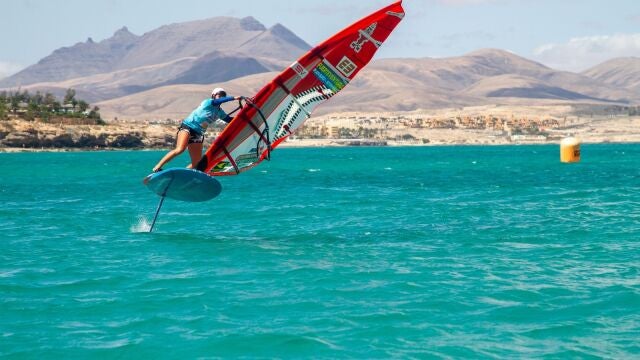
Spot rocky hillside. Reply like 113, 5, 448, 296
0, 17, 310, 102
582, 57, 640, 93
2, 15, 639, 120
0, 119, 174, 149
95, 49, 640, 121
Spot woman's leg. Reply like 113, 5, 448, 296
152, 130, 190, 172
186, 141, 204, 169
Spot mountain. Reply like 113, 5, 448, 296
582, 57, 640, 93
96, 73, 275, 122
94, 49, 639, 121
236, 23, 310, 62
368, 49, 633, 102
113, 17, 270, 70
160, 51, 270, 86
2, 14, 639, 121
0, 27, 139, 86
368, 49, 553, 91
0, 16, 310, 95
315, 49, 636, 113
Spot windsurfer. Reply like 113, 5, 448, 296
151, 88, 241, 172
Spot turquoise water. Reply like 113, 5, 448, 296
1, 144, 639, 358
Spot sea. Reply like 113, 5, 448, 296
1, 144, 639, 358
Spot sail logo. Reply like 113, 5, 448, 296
386, 11, 405, 19
351, 23, 380, 52
312, 62, 346, 92
336, 56, 357, 77
290, 61, 308, 78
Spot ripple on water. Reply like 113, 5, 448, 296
1, 145, 640, 358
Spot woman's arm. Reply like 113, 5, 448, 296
211, 96, 236, 106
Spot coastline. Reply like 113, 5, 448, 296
2, 111, 640, 153
3, 138, 640, 153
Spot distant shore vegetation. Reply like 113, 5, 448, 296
0, 89, 104, 124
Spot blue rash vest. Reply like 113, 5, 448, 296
181, 96, 235, 134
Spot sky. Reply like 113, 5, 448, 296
1, 0, 640, 79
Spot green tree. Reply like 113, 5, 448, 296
17, 90, 30, 103
52, 101, 62, 113
64, 88, 77, 106
77, 100, 89, 113
43, 92, 55, 105
10, 95, 19, 113
88, 106, 102, 121
32, 91, 44, 105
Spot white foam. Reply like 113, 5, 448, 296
130, 216, 151, 233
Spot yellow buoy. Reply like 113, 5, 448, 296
560, 137, 580, 163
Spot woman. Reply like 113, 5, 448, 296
152, 88, 241, 172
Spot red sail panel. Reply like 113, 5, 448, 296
197, 1, 405, 175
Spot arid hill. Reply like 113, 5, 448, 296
0, 16, 310, 103
2, 17, 639, 122
582, 57, 640, 93
95, 49, 639, 122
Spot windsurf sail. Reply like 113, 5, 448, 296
197, 1, 405, 175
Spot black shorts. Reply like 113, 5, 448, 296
177, 124, 205, 144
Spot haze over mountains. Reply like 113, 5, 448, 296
2, 16, 639, 121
